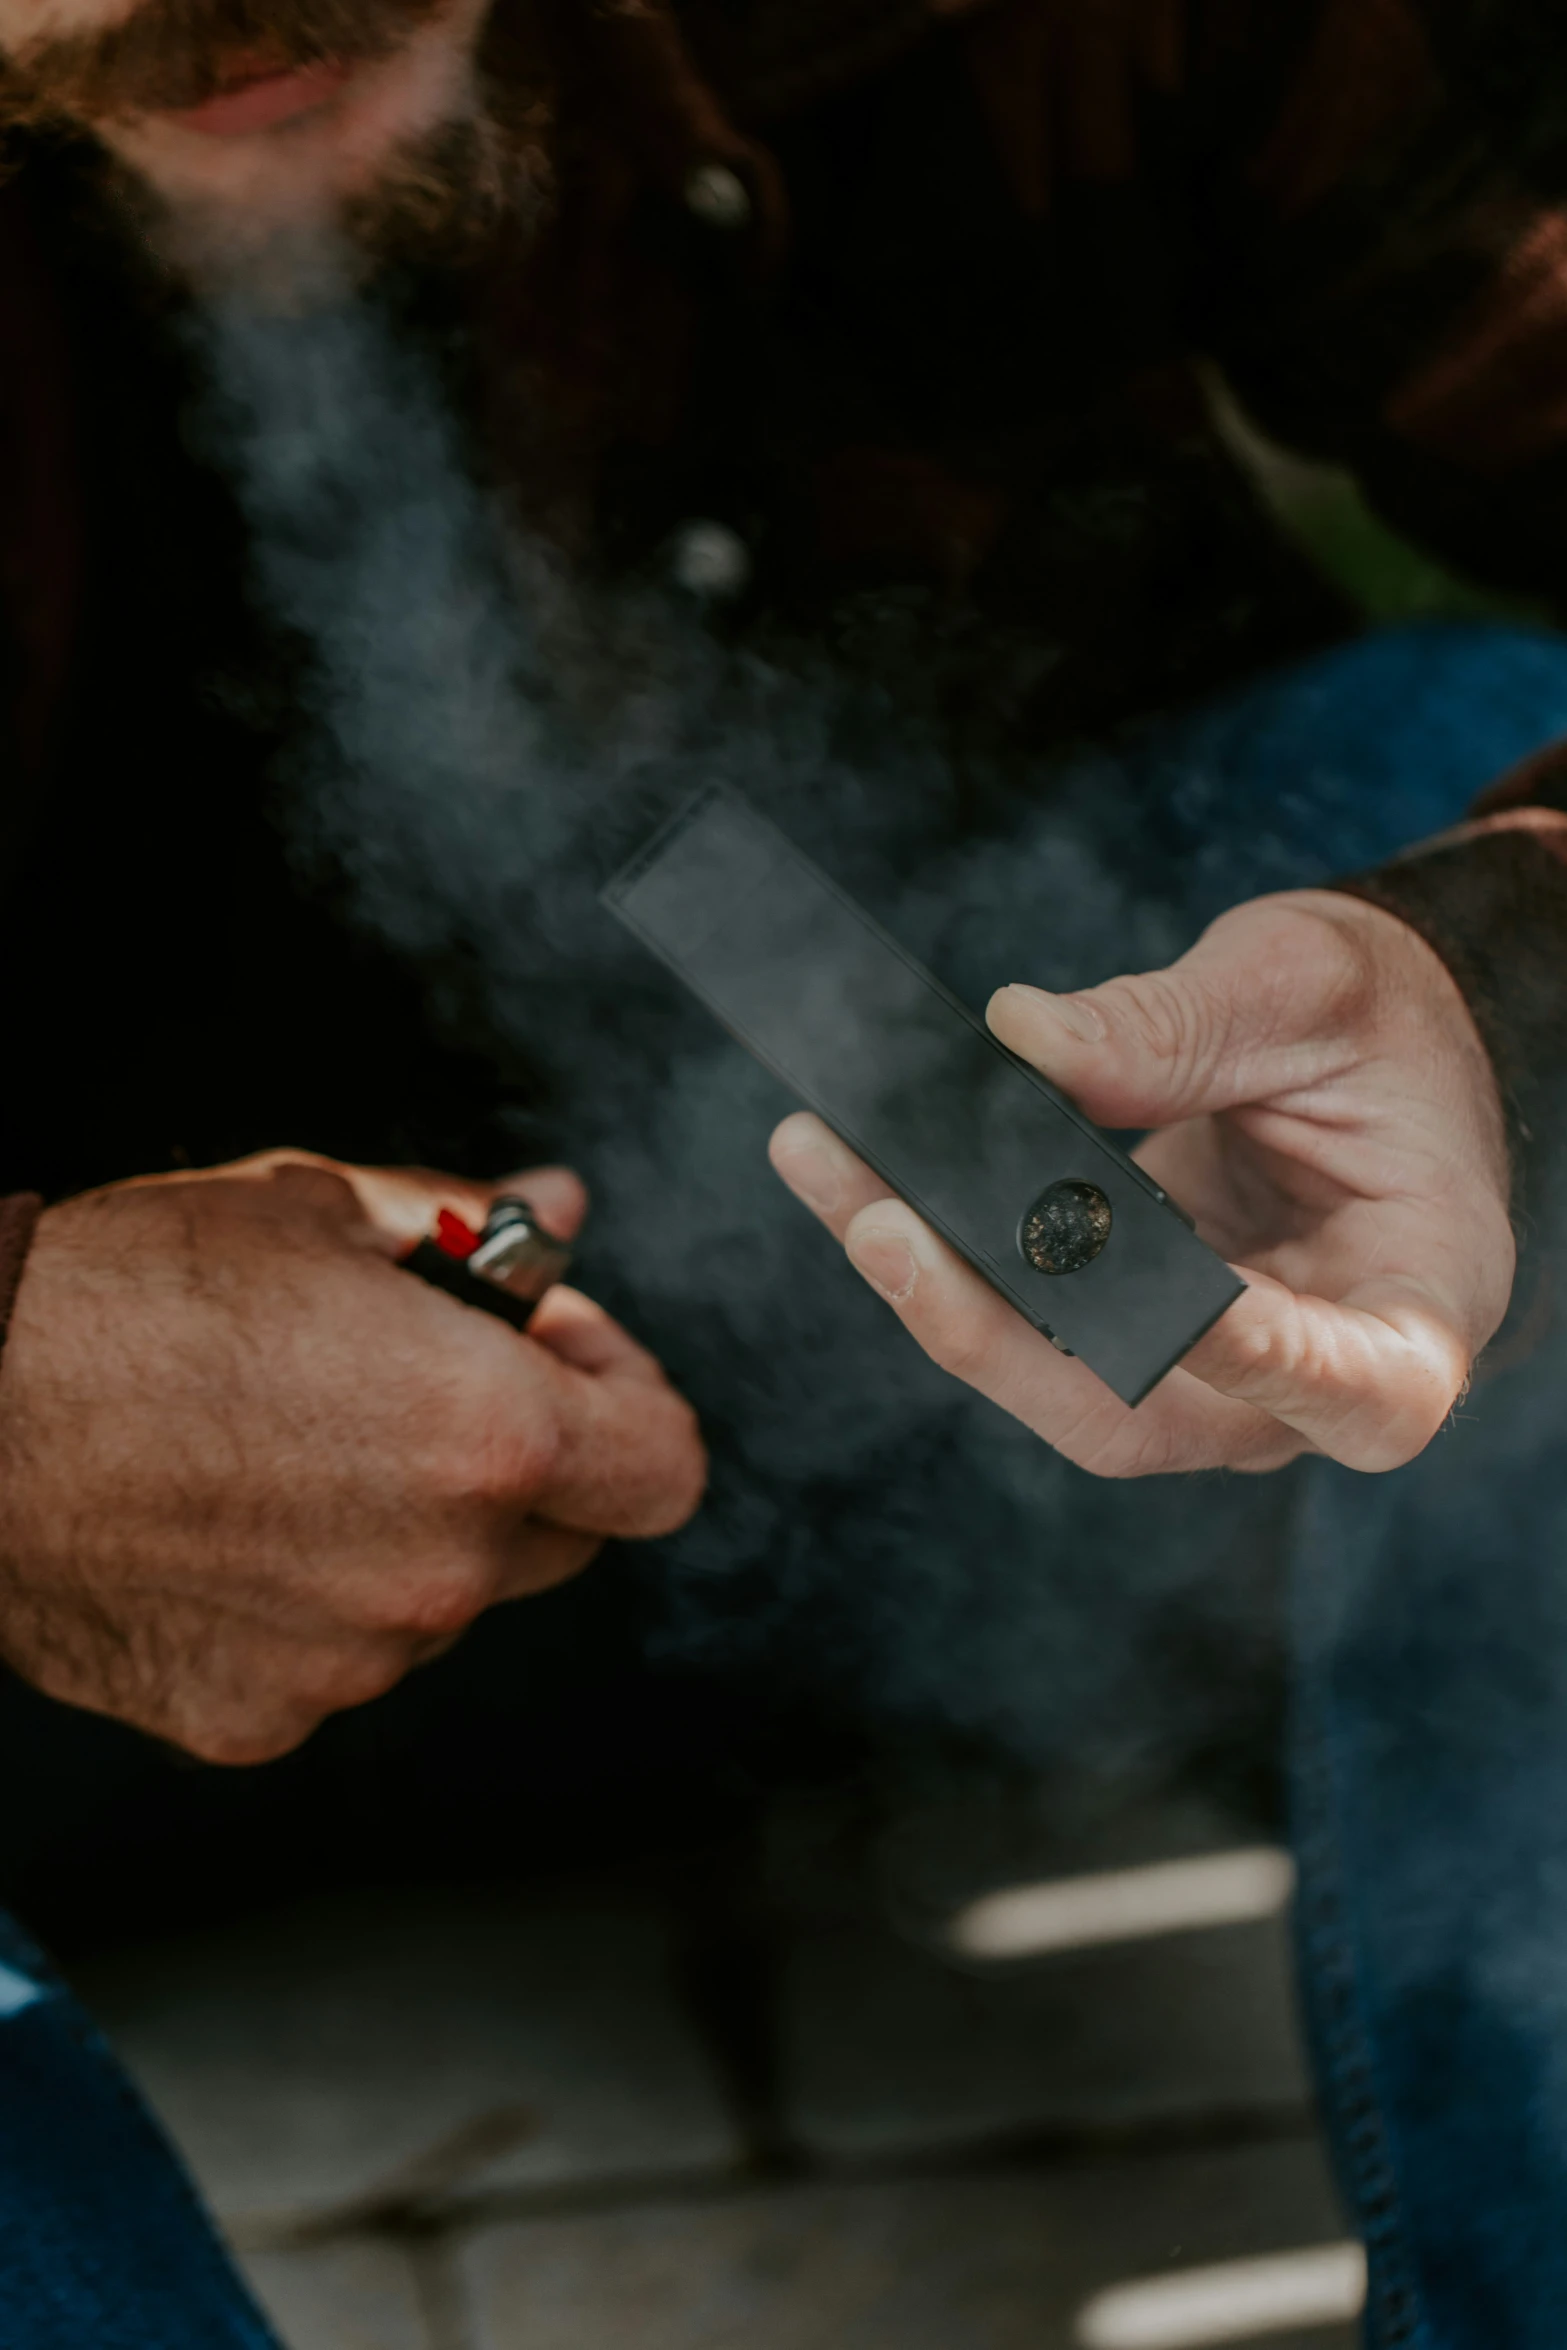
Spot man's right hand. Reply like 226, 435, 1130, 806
0, 1151, 706, 1763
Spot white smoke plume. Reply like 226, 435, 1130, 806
191, 274, 1291, 1797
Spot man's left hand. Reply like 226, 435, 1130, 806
769, 890, 1514, 1476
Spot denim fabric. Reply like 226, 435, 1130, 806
1122, 616, 1567, 920
4, 617, 1567, 2343
0, 1910, 279, 2346
1149, 621, 1567, 2346
1292, 1395, 1567, 2350
1130, 620, 1567, 2344
984, 618, 1567, 2345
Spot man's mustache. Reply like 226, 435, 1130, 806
0, 0, 441, 123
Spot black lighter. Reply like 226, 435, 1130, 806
402, 1197, 572, 1333
605, 787, 1243, 1406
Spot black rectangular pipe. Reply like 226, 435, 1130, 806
605, 788, 1243, 1405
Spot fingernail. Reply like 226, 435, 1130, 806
1000, 984, 1105, 1043
778, 1125, 850, 1214
847, 1228, 918, 1301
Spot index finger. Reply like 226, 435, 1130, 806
772, 1115, 1291, 1474
771, 1111, 1465, 1475
768, 1111, 897, 1234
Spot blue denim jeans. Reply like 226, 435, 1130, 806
0, 1911, 278, 2345
5, 620, 1567, 2345
1100, 620, 1567, 2348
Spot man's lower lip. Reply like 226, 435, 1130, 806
164, 62, 354, 137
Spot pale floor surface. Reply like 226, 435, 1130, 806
70, 1797, 1359, 2350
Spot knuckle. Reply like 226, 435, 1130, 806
178, 1716, 314, 1767
924, 1307, 992, 1386
433, 1379, 563, 1516
255, 1150, 350, 1194
353, 1556, 493, 1639
1112, 970, 1216, 1091
1205, 1302, 1318, 1419
317, 1651, 410, 1710
1309, 913, 1380, 1032
237, 1146, 333, 1177
391, 1565, 492, 1641
1231, 1310, 1287, 1382
284, 1641, 417, 1716
1268, 899, 1382, 1034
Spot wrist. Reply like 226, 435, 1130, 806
1329, 822, 1567, 1235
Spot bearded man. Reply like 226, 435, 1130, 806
0, 0, 1566, 2340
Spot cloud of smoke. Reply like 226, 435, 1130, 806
192, 274, 1291, 1801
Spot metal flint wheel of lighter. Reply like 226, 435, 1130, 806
401, 1197, 572, 1333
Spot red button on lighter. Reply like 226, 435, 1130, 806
401, 1197, 573, 1333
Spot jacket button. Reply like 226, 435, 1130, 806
670, 519, 751, 601
683, 162, 752, 233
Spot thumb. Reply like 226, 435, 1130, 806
986, 898, 1365, 1130
477, 1166, 586, 1243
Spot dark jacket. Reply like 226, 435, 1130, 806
2, 0, 1567, 1281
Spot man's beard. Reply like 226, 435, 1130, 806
71, 89, 550, 297
342, 73, 552, 271
0, 0, 555, 279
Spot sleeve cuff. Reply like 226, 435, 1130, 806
1331, 826, 1567, 1224
0, 1194, 41, 1367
